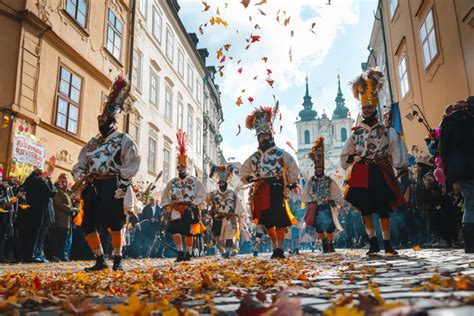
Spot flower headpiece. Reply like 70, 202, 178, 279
350, 69, 384, 108
245, 106, 274, 136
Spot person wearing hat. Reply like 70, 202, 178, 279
302, 137, 343, 253
340, 70, 407, 256
161, 130, 206, 262
72, 76, 141, 271
240, 106, 300, 259
206, 164, 245, 258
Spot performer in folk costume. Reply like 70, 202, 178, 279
240, 106, 300, 259
206, 164, 245, 258
161, 130, 206, 262
73, 76, 141, 271
340, 70, 408, 256
302, 137, 344, 253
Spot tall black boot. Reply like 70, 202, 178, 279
383, 240, 398, 255
322, 239, 329, 253
175, 251, 185, 262
463, 224, 474, 254
366, 237, 380, 256
271, 249, 278, 259
85, 255, 109, 272
113, 255, 124, 271
276, 248, 286, 259
328, 241, 335, 253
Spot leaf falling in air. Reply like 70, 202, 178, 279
236, 96, 243, 106
201, 1, 210, 12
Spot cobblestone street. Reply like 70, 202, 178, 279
1, 249, 473, 315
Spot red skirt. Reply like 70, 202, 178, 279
344, 161, 405, 214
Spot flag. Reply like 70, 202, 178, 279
391, 102, 404, 136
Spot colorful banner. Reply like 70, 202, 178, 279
8, 162, 36, 182
12, 130, 46, 169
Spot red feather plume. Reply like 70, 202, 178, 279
176, 129, 187, 156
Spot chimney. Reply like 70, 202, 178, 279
198, 48, 209, 65
188, 33, 199, 48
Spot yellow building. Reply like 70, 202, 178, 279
0, 0, 132, 180
368, 0, 473, 150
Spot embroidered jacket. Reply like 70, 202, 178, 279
161, 175, 206, 207
340, 122, 408, 170
206, 189, 245, 217
301, 175, 343, 206
161, 175, 206, 221
73, 131, 140, 181
240, 146, 299, 184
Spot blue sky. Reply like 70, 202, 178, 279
179, 0, 378, 162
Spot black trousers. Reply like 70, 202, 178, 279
49, 227, 69, 259
19, 219, 42, 261
81, 178, 126, 234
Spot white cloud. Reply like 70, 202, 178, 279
179, 0, 360, 160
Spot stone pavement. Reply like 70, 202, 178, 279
0, 248, 473, 315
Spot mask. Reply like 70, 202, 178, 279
178, 171, 187, 179
99, 116, 117, 137
259, 139, 274, 152
314, 168, 324, 177
219, 183, 228, 192
362, 111, 378, 126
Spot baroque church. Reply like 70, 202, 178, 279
296, 75, 354, 185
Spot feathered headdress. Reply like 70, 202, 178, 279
102, 75, 132, 119
350, 69, 384, 108
245, 106, 274, 136
209, 163, 234, 183
307, 137, 325, 168
176, 129, 187, 166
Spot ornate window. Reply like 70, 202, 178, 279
152, 6, 162, 43
419, 9, 438, 69
304, 130, 310, 144
65, 0, 88, 28
341, 127, 347, 142
106, 9, 123, 60
56, 66, 81, 134
398, 54, 409, 97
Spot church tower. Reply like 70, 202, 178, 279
331, 73, 353, 148
295, 73, 355, 184
295, 77, 319, 180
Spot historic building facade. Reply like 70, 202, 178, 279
295, 76, 354, 185
202, 66, 224, 191
0, 0, 132, 180
129, 0, 212, 196
365, 0, 473, 150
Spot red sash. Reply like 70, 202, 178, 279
345, 163, 369, 189
303, 202, 317, 227
250, 181, 271, 222
379, 163, 406, 209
